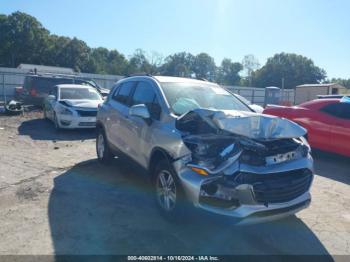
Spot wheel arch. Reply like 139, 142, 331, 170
148, 147, 174, 179
96, 120, 105, 131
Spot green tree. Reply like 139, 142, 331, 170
193, 53, 216, 80
0, 11, 50, 67
90, 47, 109, 74
126, 49, 153, 75
216, 58, 243, 85
161, 52, 195, 77
252, 53, 326, 89
45, 35, 71, 66
55, 37, 91, 72
0, 11, 128, 74
106, 49, 128, 75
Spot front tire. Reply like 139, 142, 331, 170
53, 113, 61, 131
154, 160, 188, 221
96, 128, 113, 164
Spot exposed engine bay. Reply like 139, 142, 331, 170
176, 109, 309, 170
176, 109, 313, 209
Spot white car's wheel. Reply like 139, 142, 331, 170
96, 128, 113, 164
53, 113, 61, 131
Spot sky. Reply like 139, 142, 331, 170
1, 0, 350, 78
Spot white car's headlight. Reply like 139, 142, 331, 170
59, 107, 74, 115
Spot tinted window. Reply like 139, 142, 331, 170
112, 82, 135, 106
321, 103, 350, 119
131, 81, 161, 120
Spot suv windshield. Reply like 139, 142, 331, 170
160, 82, 251, 115
59, 87, 102, 100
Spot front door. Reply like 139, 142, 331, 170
126, 80, 162, 167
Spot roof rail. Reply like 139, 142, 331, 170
196, 77, 209, 82
28, 71, 80, 78
125, 73, 153, 78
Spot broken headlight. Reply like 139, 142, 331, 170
299, 136, 311, 154
59, 107, 74, 115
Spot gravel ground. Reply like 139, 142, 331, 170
0, 111, 349, 257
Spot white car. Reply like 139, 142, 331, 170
234, 94, 264, 113
43, 84, 103, 129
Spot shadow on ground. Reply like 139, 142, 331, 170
313, 149, 350, 185
48, 157, 331, 256
18, 118, 96, 141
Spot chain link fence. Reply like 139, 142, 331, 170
1, 67, 295, 106
224, 85, 295, 106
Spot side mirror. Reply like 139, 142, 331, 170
129, 104, 151, 119
48, 95, 56, 100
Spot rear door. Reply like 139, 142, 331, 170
106, 81, 137, 154
291, 106, 332, 150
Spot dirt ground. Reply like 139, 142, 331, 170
0, 111, 349, 257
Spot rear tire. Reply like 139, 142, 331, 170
96, 127, 113, 164
153, 159, 189, 222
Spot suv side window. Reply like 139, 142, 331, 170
112, 81, 135, 106
321, 103, 350, 120
131, 81, 161, 120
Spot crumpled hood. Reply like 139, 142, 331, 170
176, 109, 306, 140
59, 99, 102, 109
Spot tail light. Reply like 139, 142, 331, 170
30, 88, 37, 97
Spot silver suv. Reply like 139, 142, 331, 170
96, 76, 313, 224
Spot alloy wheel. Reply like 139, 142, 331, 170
156, 170, 177, 211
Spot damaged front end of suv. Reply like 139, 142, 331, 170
173, 109, 313, 224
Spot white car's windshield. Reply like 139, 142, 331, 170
160, 82, 251, 115
59, 87, 102, 100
